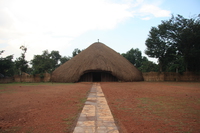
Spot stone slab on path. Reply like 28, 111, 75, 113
73, 83, 119, 133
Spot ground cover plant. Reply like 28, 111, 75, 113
101, 82, 200, 133
0, 82, 91, 133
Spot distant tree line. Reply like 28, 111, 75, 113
0, 45, 157, 78
0, 14, 199, 77
0, 48, 63, 78
0, 46, 84, 78
121, 48, 158, 72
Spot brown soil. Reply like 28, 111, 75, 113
0, 83, 91, 133
1, 82, 200, 133
101, 82, 200, 133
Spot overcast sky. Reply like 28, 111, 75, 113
0, 0, 199, 63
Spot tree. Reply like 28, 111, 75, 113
31, 50, 62, 75
121, 48, 158, 72
15, 45, 28, 75
31, 50, 52, 74
72, 48, 81, 57
165, 55, 185, 73
139, 61, 159, 72
121, 48, 143, 68
145, 14, 200, 72
50, 50, 61, 69
168, 15, 200, 72
0, 51, 14, 77
60, 56, 71, 65
137, 57, 159, 72
145, 23, 176, 72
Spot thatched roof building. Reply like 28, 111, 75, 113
51, 42, 143, 82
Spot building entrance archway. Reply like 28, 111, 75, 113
79, 70, 118, 82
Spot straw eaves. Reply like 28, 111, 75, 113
51, 42, 143, 82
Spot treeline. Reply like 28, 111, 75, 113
0, 45, 158, 78
1, 14, 199, 77
0, 47, 81, 77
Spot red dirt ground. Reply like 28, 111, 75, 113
1, 82, 200, 133
101, 82, 200, 133
0, 83, 91, 133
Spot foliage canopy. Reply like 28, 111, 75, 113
145, 14, 200, 72
122, 48, 158, 72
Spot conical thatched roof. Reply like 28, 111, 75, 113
51, 42, 143, 82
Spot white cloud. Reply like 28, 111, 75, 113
129, 0, 170, 19
0, 0, 132, 60
139, 4, 170, 18
0, 0, 170, 61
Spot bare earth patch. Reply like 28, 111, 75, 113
101, 82, 200, 133
0, 83, 91, 133
1, 82, 200, 133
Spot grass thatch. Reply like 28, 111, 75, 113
51, 42, 144, 82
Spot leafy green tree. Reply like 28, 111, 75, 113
15, 45, 28, 75
145, 23, 176, 72
122, 48, 158, 72
145, 14, 200, 72
0, 51, 14, 77
138, 57, 159, 72
31, 50, 52, 74
31, 50, 62, 75
72, 48, 81, 57
50, 50, 61, 68
165, 55, 185, 73
60, 56, 71, 65
121, 48, 143, 68
168, 15, 200, 72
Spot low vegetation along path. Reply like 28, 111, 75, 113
73, 83, 119, 133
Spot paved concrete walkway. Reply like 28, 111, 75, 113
73, 83, 119, 133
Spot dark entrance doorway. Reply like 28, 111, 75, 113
93, 72, 101, 82
78, 70, 118, 82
